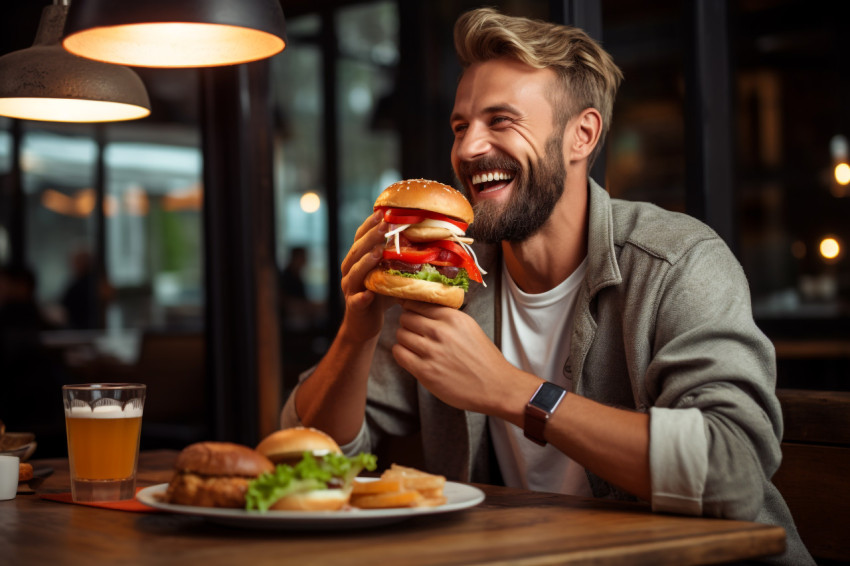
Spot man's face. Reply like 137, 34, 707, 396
450, 59, 566, 243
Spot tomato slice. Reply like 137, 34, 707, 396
382, 208, 424, 225
382, 246, 439, 263
430, 241, 483, 283
378, 207, 468, 231
380, 238, 483, 284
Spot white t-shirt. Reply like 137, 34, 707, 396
489, 258, 593, 496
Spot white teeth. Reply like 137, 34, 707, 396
471, 171, 512, 185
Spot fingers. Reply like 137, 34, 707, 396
353, 209, 383, 242
341, 212, 388, 299
396, 307, 447, 362
395, 323, 429, 355
341, 211, 386, 277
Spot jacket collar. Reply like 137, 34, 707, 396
585, 177, 622, 295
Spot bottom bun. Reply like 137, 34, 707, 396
269, 489, 349, 511
364, 270, 464, 309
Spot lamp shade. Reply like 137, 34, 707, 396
0, 5, 150, 123
62, 0, 287, 68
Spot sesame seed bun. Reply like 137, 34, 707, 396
374, 178, 473, 224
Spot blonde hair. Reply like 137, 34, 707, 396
454, 8, 623, 166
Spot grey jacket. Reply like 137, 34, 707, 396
284, 178, 812, 565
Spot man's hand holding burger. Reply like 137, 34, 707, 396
295, 179, 485, 445
339, 210, 393, 342
393, 300, 539, 425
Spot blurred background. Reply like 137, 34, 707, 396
1, 0, 849, 458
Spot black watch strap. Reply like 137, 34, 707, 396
523, 382, 566, 446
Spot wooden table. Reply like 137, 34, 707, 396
2, 451, 786, 565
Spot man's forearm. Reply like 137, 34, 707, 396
547, 393, 651, 501
294, 332, 379, 445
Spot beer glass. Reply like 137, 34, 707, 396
62, 383, 145, 502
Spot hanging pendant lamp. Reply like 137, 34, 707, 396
0, 2, 150, 123
62, 0, 287, 68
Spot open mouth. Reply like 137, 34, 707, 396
470, 170, 514, 193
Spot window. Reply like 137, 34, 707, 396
271, 1, 400, 389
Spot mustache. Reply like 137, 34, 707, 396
455, 154, 521, 183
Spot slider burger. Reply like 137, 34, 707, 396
246, 427, 376, 512
164, 441, 274, 508
365, 178, 485, 309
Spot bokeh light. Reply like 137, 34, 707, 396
300, 191, 321, 213
819, 237, 840, 260
834, 163, 850, 185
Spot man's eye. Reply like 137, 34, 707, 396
453, 124, 468, 134
490, 116, 510, 126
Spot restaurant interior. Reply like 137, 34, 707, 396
1, 0, 848, 562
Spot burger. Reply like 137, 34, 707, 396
364, 178, 485, 309
255, 426, 341, 466
164, 441, 274, 508
246, 427, 377, 512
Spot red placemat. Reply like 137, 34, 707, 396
39, 487, 159, 512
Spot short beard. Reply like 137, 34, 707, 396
456, 133, 566, 244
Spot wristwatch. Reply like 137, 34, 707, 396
523, 382, 567, 446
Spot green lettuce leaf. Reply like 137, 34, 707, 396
245, 451, 377, 512
387, 264, 469, 291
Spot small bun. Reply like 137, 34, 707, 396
374, 179, 473, 224
268, 489, 348, 511
365, 269, 464, 309
256, 427, 341, 465
175, 442, 274, 477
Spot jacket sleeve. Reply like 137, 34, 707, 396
645, 236, 782, 521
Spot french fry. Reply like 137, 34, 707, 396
349, 464, 447, 509
351, 478, 403, 495
383, 464, 446, 491
350, 490, 423, 509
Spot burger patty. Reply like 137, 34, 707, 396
165, 472, 252, 508
380, 260, 460, 280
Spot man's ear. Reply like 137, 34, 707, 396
566, 108, 603, 163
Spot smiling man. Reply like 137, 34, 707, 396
281, 8, 812, 565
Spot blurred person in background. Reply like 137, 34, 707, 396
0, 265, 53, 332
60, 248, 112, 329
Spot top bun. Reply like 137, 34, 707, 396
374, 179, 473, 224
256, 427, 341, 465
175, 441, 274, 477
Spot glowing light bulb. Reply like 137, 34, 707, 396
835, 163, 850, 185
300, 192, 321, 213
819, 237, 840, 260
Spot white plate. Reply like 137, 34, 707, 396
136, 481, 485, 530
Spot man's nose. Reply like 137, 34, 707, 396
454, 123, 492, 161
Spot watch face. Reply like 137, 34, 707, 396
530, 382, 566, 411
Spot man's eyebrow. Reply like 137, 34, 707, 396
483, 104, 521, 116
450, 104, 522, 124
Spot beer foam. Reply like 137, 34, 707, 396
66, 404, 143, 418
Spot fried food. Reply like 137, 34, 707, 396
165, 473, 254, 508
163, 441, 274, 508
350, 464, 447, 509
18, 462, 33, 483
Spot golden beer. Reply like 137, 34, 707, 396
65, 414, 142, 480
62, 383, 146, 501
